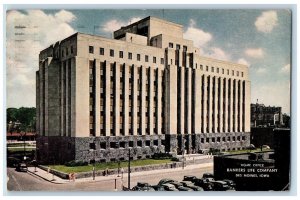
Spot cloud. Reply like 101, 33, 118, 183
6, 10, 76, 108
252, 81, 290, 114
256, 68, 267, 74
237, 58, 250, 66
204, 47, 231, 61
245, 48, 264, 58
102, 17, 141, 33
183, 19, 212, 48
281, 64, 290, 73
255, 11, 278, 33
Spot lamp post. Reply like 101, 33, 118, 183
182, 137, 186, 169
116, 142, 120, 177
128, 148, 131, 189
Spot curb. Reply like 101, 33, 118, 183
27, 170, 67, 184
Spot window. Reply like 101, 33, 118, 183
110, 49, 114, 57
62, 49, 64, 57
71, 46, 74, 54
211, 67, 214, 72
119, 51, 123, 58
237, 71, 239, 76
89, 46, 94, 54
160, 58, 164, 64
100, 48, 104, 55
232, 70, 234, 76
153, 56, 156, 63
169, 42, 173, 48
227, 69, 229, 75
128, 52, 132, 60
241, 72, 244, 77
201, 138, 204, 143
137, 54, 141, 61
217, 68, 219, 73
89, 143, 96, 150
222, 68, 224, 74
100, 142, 106, 149
145, 55, 149, 62
129, 141, 134, 147
146, 140, 150, 146
66, 47, 68, 56
200, 65, 203, 70
183, 45, 187, 52
206, 66, 209, 71
137, 141, 142, 147
176, 44, 180, 50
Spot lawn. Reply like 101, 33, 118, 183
7, 147, 36, 152
225, 148, 272, 154
49, 159, 173, 174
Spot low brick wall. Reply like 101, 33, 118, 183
39, 157, 211, 180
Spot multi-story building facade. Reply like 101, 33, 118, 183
36, 16, 251, 164
251, 103, 283, 127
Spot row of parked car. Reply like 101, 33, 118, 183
131, 173, 236, 191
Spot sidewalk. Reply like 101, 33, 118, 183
27, 161, 213, 185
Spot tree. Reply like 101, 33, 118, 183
6, 107, 36, 132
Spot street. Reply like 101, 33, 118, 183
7, 163, 213, 192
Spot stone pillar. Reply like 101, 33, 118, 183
244, 80, 251, 132
194, 70, 201, 133
202, 74, 207, 133
239, 80, 243, 132
187, 68, 192, 134
208, 75, 213, 133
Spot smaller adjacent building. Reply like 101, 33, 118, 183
251, 102, 283, 128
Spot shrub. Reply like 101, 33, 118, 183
65, 160, 88, 167
171, 157, 179, 162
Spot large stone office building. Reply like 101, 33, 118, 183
36, 16, 251, 164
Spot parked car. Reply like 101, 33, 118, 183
222, 179, 236, 189
262, 145, 271, 149
132, 182, 155, 191
169, 181, 183, 189
162, 183, 179, 191
158, 178, 175, 186
202, 173, 214, 179
211, 180, 232, 191
183, 175, 197, 182
194, 178, 214, 191
16, 163, 28, 172
7, 157, 21, 167
180, 181, 204, 191
177, 186, 193, 191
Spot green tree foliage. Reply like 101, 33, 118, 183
7, 107, 36, 132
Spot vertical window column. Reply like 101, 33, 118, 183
100, 62, 105, 136
149, 67, 154, 135
114, 62, 120, 136
132, 65, 138, 135
104, 61, 111, 136
89, 60, 95, 136
186, 68, 192, 134
223, 78, 228, 132
141, 66, 146, 135
208, 75, 213, 133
